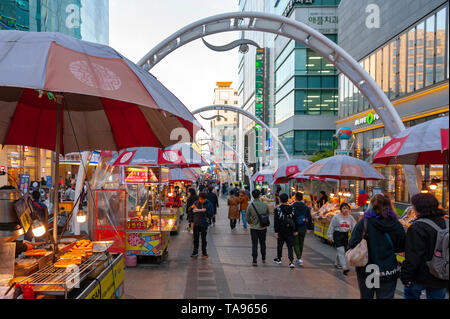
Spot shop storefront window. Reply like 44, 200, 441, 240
382, 44, 390, 96
389, 40, 398, 99
425, 15, 435, 86
435, 6, 447, 83
416, 22, 425, 90
398, 34, 407, 97
407, 28, 416, 93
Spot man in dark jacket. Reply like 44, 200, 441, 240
190, 192, 214, 258
401, 193, 449, 299
291, 192, 314, 266
349, 198, 406, 299
206, 186, 219, 226
273, 193, 297, 268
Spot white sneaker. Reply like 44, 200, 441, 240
297, 259, 303, 266
289, 263, 295, 268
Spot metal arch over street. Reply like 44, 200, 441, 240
138, 11, 420, 195
199, 137, 254, 193
192, 104, 291, 162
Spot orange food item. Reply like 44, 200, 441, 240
25, 249, 48, 256
54, 260, 81, 268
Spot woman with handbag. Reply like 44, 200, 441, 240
348, 194, 406, 299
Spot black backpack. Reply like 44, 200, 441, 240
277, 206, 295, 229
251, 203, 270, 227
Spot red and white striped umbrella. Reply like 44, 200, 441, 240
0, 30, 199, 154
373, 116, 449, 165
251, 169, 275, 183
302, 155, 384, 180
272, 159, 312, 184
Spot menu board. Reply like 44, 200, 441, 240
123, 167, 169, 184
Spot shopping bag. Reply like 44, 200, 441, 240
345, 219, 368, 267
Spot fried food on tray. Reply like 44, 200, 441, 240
54, 260, 81, 268
24, 249, 48, 256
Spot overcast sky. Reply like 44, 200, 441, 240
109, 0, 241, 134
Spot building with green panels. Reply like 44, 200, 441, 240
273, 0, 340, 159
0, 0, 109, 45
237, 0, 340, 182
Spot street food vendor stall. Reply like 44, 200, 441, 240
0, 186, 124, 299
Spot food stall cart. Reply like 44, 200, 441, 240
94, 165, 174, 263
1, 187, 124, 299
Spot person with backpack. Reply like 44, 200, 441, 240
273, 193, 297, 268
327, 202, 356, 275
401, 193, 449, 299
246, 189, 270, 266
190, 192, 214, 258
292, 192, 314, 266
348, 194, 406, 299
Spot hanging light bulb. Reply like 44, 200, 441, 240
429, 178, 440, 190
76, 210, 87, 223
31, 220, 46, 237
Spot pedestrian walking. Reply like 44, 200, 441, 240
273, 193, 296, 268
327, 202, 356, 275
190, 192, 214, 258
238, 190, 250, 229
401, 193, 449, 299
206, 186, 219, 226
185, 188, 198, 232
227, 190, 240, 230
349, 194, 406, 299
246, 189, 270, 266
292, 192, 314, 266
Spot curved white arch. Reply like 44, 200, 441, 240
138, 11, 420, 195
199, 137, 253, 193
192, 104, 291, 161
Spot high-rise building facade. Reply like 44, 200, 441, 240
336, 0, 449, 209
0, 0, 109, 44
238, 0, 340, 181
0, 0, 109, 187
210, 82, 239, 176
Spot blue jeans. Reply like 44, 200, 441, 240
404, 282, 447, 299
240, 210, 248, 228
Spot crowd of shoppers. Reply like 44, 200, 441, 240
187, 180, 448, 299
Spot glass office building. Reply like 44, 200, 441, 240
0, 0, 109, 44
337, 0, 449, 209
238, 0, 340, 179
0, 0, 109, 187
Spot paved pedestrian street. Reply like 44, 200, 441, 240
124, 197, 404, 299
